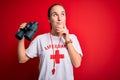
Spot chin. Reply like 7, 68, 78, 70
57, 25, 63, 28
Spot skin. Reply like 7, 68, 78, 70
49, 5, 67, 36
18, 5, 82, 68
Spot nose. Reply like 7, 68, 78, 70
58, 15, 62, 21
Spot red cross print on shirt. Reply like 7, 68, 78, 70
50, 50, 64, 64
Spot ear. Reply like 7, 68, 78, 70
48, 18, 51, 23
48, 19, 50, 23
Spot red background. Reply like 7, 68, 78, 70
0, 0, 120, 80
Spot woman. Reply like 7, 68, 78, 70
18, 3, 83, 80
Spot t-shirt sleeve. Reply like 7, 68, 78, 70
71, 34, 83, 57
25, 36, 41, 58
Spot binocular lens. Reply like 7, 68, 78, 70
15, 21, 38, 40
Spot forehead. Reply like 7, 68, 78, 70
50, 5, 65, 13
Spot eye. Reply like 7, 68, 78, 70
61, 12, 65, 16
52, 13, 58, 17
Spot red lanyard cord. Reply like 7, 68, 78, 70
50, 33, 62, 74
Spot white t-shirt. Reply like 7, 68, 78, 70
26, 33, 83, 80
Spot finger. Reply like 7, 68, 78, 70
20, 22, 27, 28
56, 29, 63, 33
63, 23, 67, 29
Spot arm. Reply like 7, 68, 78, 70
18, 37, 30, 63
66, 39, 82, 68
17, 23, 30, 63
62, 25, 82, 68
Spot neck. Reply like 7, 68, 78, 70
50, 30, 63, 37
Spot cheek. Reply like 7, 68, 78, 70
50, 18, 57, 25
63, 17, 66, 22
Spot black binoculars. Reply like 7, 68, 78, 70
15, 21, 38, 40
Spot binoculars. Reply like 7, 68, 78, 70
15, 21, 38, 40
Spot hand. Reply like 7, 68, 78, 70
16, 22, 27, 40
56, 24, 70, 41
17, 22, 27, 32
19, 22, 27, 29
62, 25, 71, 41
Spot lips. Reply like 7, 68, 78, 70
57, 22, 63, 25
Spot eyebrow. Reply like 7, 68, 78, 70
51, 11, 65, 15
51, 12, 57, 15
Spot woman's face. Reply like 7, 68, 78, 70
49, 5, 66, 32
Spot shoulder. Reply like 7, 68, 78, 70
35, 33, 49, 39
31, 33, 49, 42
69, 34, 77, 38
69, 34, 79, 42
